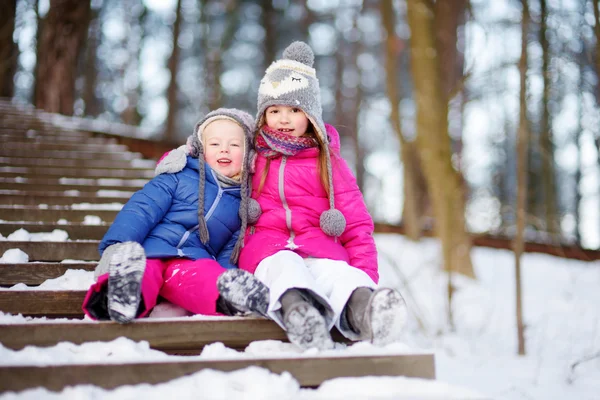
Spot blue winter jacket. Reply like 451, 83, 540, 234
99, 156, 241, 269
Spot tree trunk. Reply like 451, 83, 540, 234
121, 2, 146, 125
406, 0, 475, 278
539, 0, 559, 236
592, 0, 600, 192
349, 10, 366, 193
0, 0, 18, 98
514, 0, 530, 357
262, 1, 277, 69
34, 0, 91, 115
164, 0, 183, 142
82, 6, 101, 117
380, 0, 422, 240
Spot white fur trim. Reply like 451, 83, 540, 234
155, 146, 187, 176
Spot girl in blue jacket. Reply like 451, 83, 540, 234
82, 108, 268, 323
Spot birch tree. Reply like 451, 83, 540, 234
514, 0, 530, 356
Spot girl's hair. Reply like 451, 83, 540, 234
256, 120, 330, 197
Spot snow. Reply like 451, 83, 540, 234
0, 233, 598, 399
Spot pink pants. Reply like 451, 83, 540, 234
82, 258, 226, 320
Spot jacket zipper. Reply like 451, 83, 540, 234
279, 156, 298, 249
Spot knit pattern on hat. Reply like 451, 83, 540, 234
255, 41, 346, 238
189, 108, 256, 264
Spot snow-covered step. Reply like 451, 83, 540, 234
0, 193, 128, 206
0, 166, 154, 179
0, 148, 143, 161
0, 223, 108, 239
0, 318, 290, 352
0, 263, 96, 285
0, 179, 145, 193
0, 156, 156, 169
0, 241, 99, 261
0, 206, 119, 223
0, 290, 85, 317
1, 141, 128, 152
0, 353, 436, 392
0, 133, 117, 144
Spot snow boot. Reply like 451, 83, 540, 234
107, 241, 146, 324
281, 289, 334, 351
217, 269, 270, 318
346, 287, 408, 346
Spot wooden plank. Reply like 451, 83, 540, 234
0, 354, 435, 392
0, 223, 108, 239
0, 207, 119, 223
0, 194, 128, 206
0, 318, 289, 351
0, 181, 144, 193
0, 263, 96, 285
0, 166, 154, 179
1, 141, 129, 152
0, 291, 86, 316
0, 242, 99, 261
0, 134, 116, 144
0, 148, 142, 160
0, 156, 156, 169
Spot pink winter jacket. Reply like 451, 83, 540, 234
238, 124, 379, 283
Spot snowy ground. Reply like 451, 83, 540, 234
1, 231, 599, 399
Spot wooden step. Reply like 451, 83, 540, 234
0, 290, 87, 316
0, 242, 99, 261
0, 156, 156, 169
0, 193, 129, 206
0, 180, 145, 192
0, 318, 288, 351
0, 206, 119, 223
0, 263, 96, 285
0, 166, 154, 179
0, 148, 142, 160
0, 223, 108, 240
0, 133, 116, 144
1, 141, 129, 152
0, 353, 435, 392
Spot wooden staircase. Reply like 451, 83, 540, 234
0, 100, 435, 392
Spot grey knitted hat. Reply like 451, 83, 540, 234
188, 108, 259, 264
256, 41, 346, 237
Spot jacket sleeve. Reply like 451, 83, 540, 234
332, 154, 379, 283
99, 173, 177, 255
216, 229, 240, 270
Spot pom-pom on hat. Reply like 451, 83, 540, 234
255, 41, 346, 238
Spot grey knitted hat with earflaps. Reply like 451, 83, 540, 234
255, 41, 346, 237
187, 108, 261, 264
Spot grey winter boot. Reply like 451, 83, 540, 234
107, 242, 146, 324
217, 269, 270, 318
346, 287, 408, 346
281, 289, 334, 351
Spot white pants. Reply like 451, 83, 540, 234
254, 250, 377, 340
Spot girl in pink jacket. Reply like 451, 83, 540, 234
230, 42, 408, 350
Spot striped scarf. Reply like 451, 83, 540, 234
255, 126, 317, 159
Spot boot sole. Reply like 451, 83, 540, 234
217, 269, 270, 318
107, 242, 146, 324
370, 288, 408, 346
284, 303, 334, 351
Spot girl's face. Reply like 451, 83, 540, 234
202, 120, 245, 178
265, 105, 309, 137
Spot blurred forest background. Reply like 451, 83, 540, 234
2, 0, 600, 277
